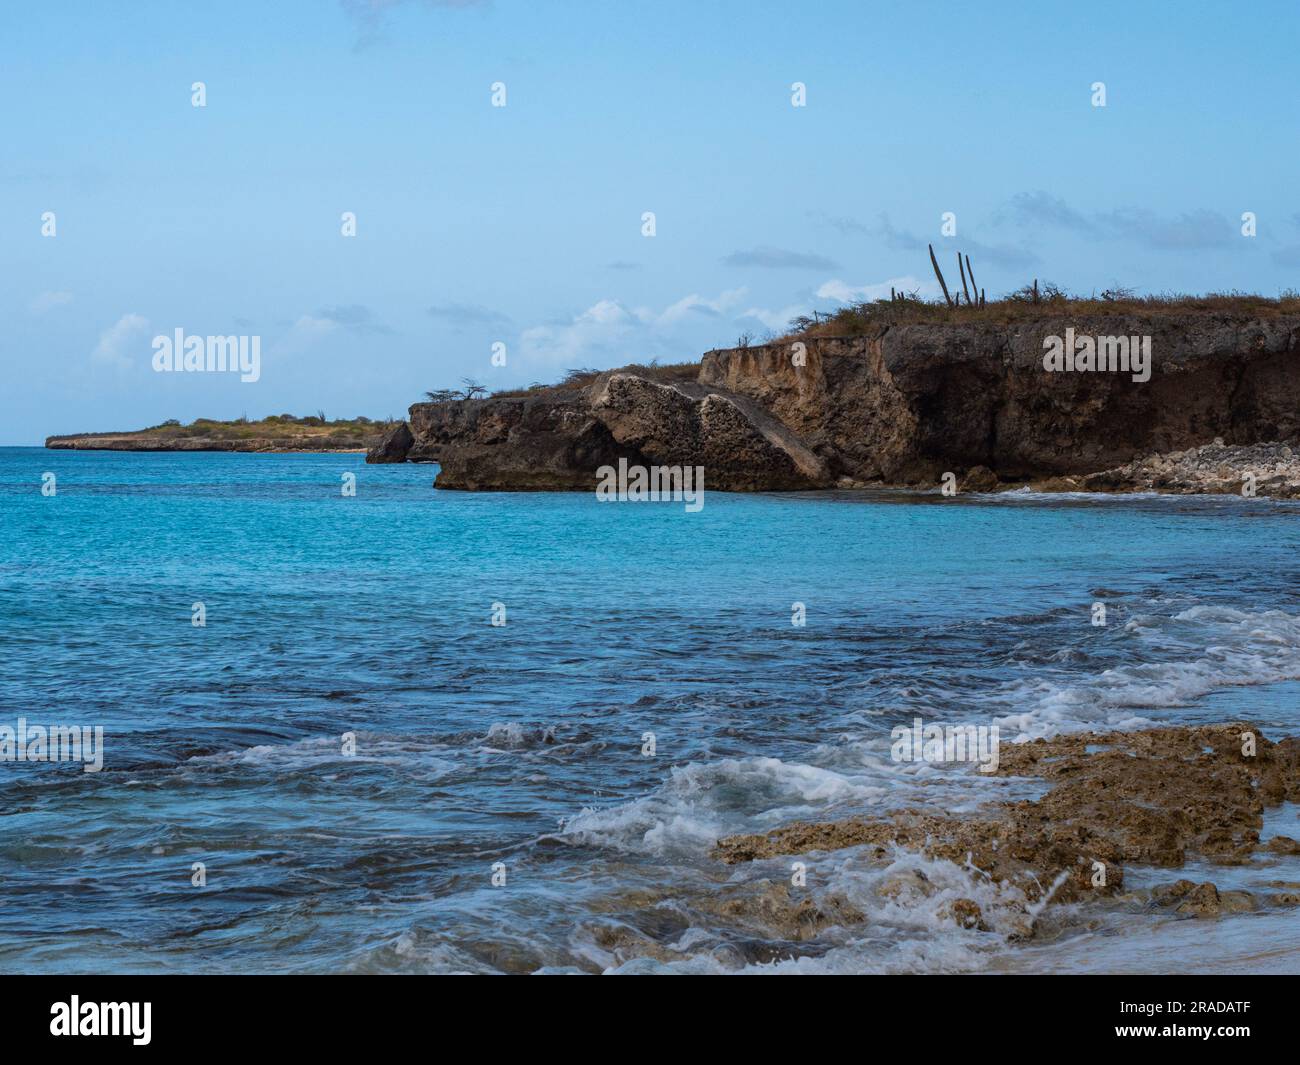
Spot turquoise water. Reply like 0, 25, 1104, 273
2, 447, 1299, 973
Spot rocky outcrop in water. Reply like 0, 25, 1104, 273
365, 420, 414, 463
714, 723, 1300, 913
374, 373, 829, 490
370, 315, 1300, 493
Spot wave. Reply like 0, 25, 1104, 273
991, 604, 1300, 738
603, 847, 1065, 975
553, 756, 891, 855
183, 733, 458, 777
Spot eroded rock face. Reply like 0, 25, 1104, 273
589, 374, 828, 491
701, 317, 1300, 482
699, 336, 921, 482
365, 420, 414, 463
378, 315, 1300, 491
421, 393, 632, 491
404, 373, 833, 491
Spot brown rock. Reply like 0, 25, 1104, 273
1176, 882, 1222, 917
1219, 890, 1257, 913
1152, 879, 1197, 902
1267, 835, 1300, 855
715, 723, 1300, 915
364, 420, 414, 463
960, 465, 1000, 492
704, 882, 864, 941
942, 898, 988, 931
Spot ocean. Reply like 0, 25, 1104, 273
2, 446, 1299, 973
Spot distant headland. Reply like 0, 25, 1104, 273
45, 414, 398, 454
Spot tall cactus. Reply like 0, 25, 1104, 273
929, 244, 954, 308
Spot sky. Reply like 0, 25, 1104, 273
3, 0, 1299, 444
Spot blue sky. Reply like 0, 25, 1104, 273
4, 0, 1299, 443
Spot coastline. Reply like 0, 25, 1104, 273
43, 441, 371, 454
33, 440, 1300, 497
44, 417, 393, 455
365, 315, 1300, 501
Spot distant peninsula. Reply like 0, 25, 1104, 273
46, 414, 399, 453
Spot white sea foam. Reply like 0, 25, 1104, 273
480, 722, 557, 750
186, 734, 457, 776
992, 604, 1300, 738
555, 756, 888, 855
563, 598, 1300, 973
604, 848, 1053, 975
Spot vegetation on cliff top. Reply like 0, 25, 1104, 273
414, 250, 1300, 403
488, 361, 699, 398
784, 287, 1300, 340
472, 290, 1300, 400
782, 247, 1300, 338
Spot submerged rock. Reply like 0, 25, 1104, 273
940, 897, 989, 931
1169, 883, 1256, 917
1268, 835, 1300, 854
1176, 882, 1223, 917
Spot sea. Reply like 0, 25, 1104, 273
2, 447, 1298, 974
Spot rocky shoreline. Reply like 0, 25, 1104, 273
571, 722, 1300, 969
1069, 439, 1300, 498
700, 723, 1300, 945
369, 314, 1300, 498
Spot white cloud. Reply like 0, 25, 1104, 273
91, 313, 150, 371
31, 290, 72, 314
517, 276, 942, 373
817, 274, 932, 303
519, 300, 639, 365
269, 314, 339, 357
737, 302, 810, 332
519, 288, 755, 367
656, 287, 748, 325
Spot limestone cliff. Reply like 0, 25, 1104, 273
370, 314, 1300, 492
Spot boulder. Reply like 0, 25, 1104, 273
365, 420, 414, 463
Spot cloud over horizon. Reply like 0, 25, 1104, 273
427, 302, 512, 329
315, 304, 394, 334
722, 246, 840, 270
90, 314, 150, 373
